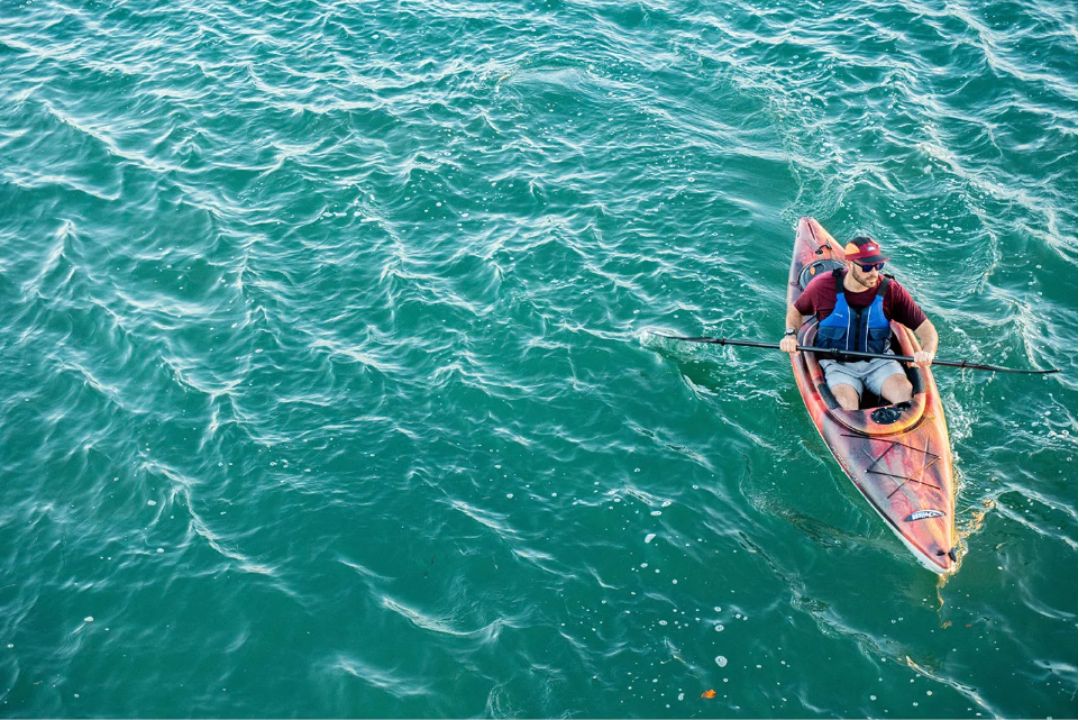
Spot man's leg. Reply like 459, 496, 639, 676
879, 372, 914, 404
821, 360, 864, 411
831, 383, 861, 411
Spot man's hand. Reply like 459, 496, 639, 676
783, 305, 807, 355
912, 320, 938, 369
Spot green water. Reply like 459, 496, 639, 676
1, 0, 1076, 717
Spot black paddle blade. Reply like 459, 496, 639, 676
654, 334, 723, 344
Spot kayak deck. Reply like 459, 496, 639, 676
787, 218, 959, 574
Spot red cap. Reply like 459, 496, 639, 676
843, 236, 889, 264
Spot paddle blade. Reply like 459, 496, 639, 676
652, 334, 723, 344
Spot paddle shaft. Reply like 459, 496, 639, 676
657, 335, 1059, 375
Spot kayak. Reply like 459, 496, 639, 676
787, 217, 959, 574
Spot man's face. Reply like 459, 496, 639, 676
848, 260, 883, 289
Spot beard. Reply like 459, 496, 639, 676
853, 270, 879, 289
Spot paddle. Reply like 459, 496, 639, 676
655, 334, 1060, 375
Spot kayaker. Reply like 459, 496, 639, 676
779, 236, 938, 411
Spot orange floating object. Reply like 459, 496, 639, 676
701, 689, 717, 699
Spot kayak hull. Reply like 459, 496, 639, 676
787, 218, 959, 574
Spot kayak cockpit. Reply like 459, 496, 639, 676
796, 322, 929, 436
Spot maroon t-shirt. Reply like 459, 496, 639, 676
794, 271, 927, 330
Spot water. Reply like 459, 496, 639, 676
1, 0, 1076, 716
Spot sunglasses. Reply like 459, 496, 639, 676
856, 262, 886, 272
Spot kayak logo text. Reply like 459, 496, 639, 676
905, 509, 945, 522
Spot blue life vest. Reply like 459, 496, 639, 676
815, 270, 892, 355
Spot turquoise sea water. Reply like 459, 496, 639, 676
1, 0, 1076, 717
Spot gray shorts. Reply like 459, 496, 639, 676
819, 356, 905, 397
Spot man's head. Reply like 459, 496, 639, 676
844, 235, 888, 288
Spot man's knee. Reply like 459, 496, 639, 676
831, 384, 860, 411
880, 373, 913, 403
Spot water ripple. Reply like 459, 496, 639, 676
0, 0, 1075, 716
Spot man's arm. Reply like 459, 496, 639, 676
780, 304, 808, 354
886, 281, 935, 367
912, 319, 937, 367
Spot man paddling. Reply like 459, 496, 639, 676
779, 236, 938, 411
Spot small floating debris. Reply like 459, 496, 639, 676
701, 689, 717, 699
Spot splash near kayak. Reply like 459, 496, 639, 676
786, 217, 959, 574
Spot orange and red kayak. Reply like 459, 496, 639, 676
788, 217, 959, 574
